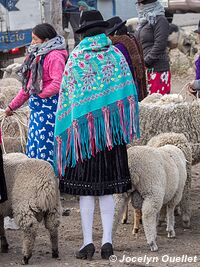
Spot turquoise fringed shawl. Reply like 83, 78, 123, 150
54, 33, 140, 175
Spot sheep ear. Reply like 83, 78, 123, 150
1, 68, 11, 74
182, 38, 191, 46
0, 67, 7, 72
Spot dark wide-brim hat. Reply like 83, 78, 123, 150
194, 20, 200, 34
75, 10, 109, 34
137, 0, 157, 4
106, 16, 127, 35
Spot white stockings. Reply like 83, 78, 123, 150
79, 195, 115, 248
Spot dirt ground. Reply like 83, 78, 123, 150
1, 161, 200, 267
1, 49, 200, 267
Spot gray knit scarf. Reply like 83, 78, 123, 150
20, 35, 66, 95
136, 1, 165, 26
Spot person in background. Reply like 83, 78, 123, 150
135, 0, 171, 95
5, 23, 68, 166
62, 0, 81, 48
54, 10, 140, 261
106, 16, 147, 101
86, 0, 97, 9
188, 20, 200, 97
78, 1, 95, 13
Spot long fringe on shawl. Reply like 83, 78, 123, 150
54, 95, 140, 176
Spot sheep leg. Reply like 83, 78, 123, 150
21, 225, 37, 265
180, 168, 191, 228
166, 204, 176, 238
121, 201, 129, 224
113, 193, 131, 234
44, 212, 59, 259
166, 190, 184, 238
0, 215, 9, 253
180, 200, 191, 228
142, 198, 162, 252
132, 209, 142, 235
158, 205, 167, 226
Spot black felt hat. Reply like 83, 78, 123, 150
106, 16, 127, 36
194, 20, 200, 34
137, 0, 157, 4
75, 10, 109, 34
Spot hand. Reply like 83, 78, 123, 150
66, 1, 72, 7
79, 6, 85, 11
187, 81, 196, 94
189, 80, 195, 89
5, 106, 14, 116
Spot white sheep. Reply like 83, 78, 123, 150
115, 135, 188, 252
0, 70, 28, 154
120, 96, 197, 231
129, 95, 198, 229
147, 133, 192, 228
126, 17, 139, 33
1, 63, 22, 80
0, 63, 22, 109
0, 107, 29, 154
0, 77, 22, 109
0, 77, 21, 88
138, 94, 200, 166
121, 133, 192, 236
0, 153, 61, 265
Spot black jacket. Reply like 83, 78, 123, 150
0, 147, 7, 203
137, 15, 170, 72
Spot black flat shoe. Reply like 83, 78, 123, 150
75, 243, 95, 261
101, 243, 114, 260
62, 209, 71, 216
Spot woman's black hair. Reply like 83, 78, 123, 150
32, 23, 57, 41
81, 26, 106, 38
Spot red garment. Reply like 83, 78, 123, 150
147, 70, 171, 95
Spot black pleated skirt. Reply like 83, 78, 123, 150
0, 147, 7, 203
60, 144, 132, 196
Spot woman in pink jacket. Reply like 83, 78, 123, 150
5, 23, 68, 165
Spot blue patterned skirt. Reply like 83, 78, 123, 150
26, 94, 58, 165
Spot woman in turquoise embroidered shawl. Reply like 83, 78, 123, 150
54, 10, 140, 260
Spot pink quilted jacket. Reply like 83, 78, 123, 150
9, 49, 68, 110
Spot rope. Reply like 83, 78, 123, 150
0, 109, 28, 154
177, 82, 190, 100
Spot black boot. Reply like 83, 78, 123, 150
75, 243, 95, 261
101, 243, 114, 260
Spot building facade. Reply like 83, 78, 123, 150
97, 0, 137, 20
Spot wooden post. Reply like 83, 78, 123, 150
112, 0, 116, 16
